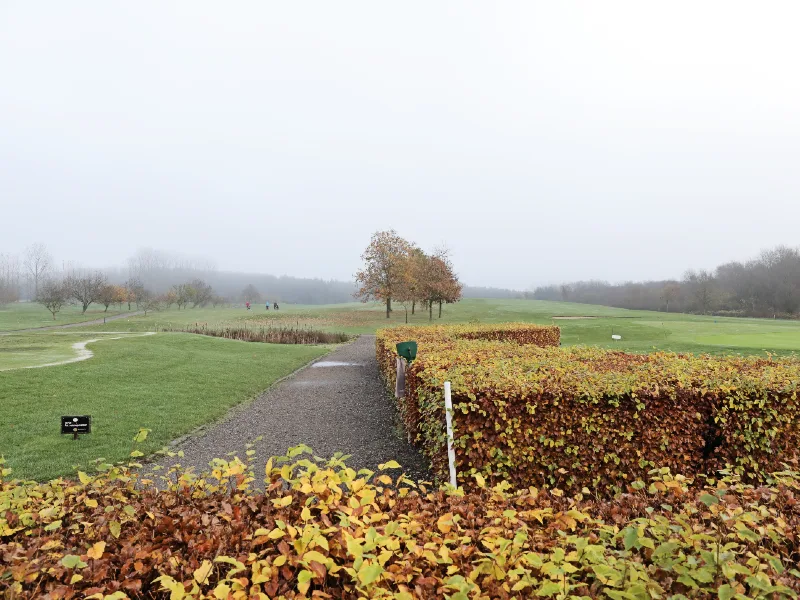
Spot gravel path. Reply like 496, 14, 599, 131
0, 311, 144, 335
154, 335, 431, 482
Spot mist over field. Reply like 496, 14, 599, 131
3, 1, 800, 291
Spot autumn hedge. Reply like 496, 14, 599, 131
376, 325, 800, 494
2, 448, 800, 598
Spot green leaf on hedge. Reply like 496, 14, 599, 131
699, 493, 719, 507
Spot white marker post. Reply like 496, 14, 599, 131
443, 381, 457, 487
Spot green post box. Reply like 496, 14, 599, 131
396, 341, 417, 362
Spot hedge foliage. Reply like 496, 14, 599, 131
376, 324, 561, 427
376, 325, 800, 494
2, 446, 800, 599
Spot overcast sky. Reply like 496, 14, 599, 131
2, 2, 799, 290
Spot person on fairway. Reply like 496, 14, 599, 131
265, 301, 269, 310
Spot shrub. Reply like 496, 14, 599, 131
170, 324, 351, 345
377, 325, 800, 495
2, 448, 799, 598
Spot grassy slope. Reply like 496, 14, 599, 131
91, 299, 800, 355
0, 332, 153, 371
0, 302, 134, 331
0, 333, 329, 480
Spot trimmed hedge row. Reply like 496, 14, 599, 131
376, 324, 560, 444
376, 325, 800, 494
2, 450, 799, 598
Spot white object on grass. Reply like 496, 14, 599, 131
611, 334, 622, 340
444, 381, 457, 487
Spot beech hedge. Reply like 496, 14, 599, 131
2, 446, 799, 599
376, 325, 800, 494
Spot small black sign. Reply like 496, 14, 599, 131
61, 415, 91, 435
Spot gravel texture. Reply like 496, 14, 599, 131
153, 335, 431, 482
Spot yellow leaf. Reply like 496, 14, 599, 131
473, 473, 486, 488
87, 541, 106, 560
378, 460, 401, 470
213, 583, 231, 599
437, 513, 454, 534
272, 495, 292, 508
109, 521, 121, 539
84, 498, 98, 509
303, 550, 328, 565
268, 528, 285, 540
194, 559, 213, 584
253, 528, 270, 537
273, 555, 287, 567
78, 471, 91, 485
70, 574, 84, 584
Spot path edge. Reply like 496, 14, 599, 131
156, 336, 359, 452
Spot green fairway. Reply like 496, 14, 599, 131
0, 331, 153, 371
86, 298, 800, 356
0, 333, 329, 480
0, 302, 135, 331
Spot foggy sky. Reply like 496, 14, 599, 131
2, 2, 799, 290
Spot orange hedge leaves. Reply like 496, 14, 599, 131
376, 325, 800, 495
2, 451, 800, 598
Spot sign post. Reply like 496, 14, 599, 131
443, 381, 457, 487
61, 416, 91, 440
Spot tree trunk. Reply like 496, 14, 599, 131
82, 302, 89, 313
438, 301, 442, 318
412, 300, 415, 315
429, 302, 433, 321
386, 297, 391, 318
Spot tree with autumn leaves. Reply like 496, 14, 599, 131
355, 230, 462, 321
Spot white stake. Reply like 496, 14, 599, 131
444, 381, 457, 487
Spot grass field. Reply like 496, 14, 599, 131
89, 298, 800, 355
3, 298, 800, 481
0, 333, 329, 480
0, 302, 135, 331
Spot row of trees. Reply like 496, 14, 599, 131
354, 230, 463, 321
35, 272, 222, 320
533, 245, 800, 318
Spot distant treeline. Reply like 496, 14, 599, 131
103, 248, 523, 305
534, 245, 800, 318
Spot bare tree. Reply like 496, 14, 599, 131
125, 277, 145, 309
683, 270, 716, 315
23, 243, 52, 299
171, 283, 191, 309
137, 289, 161, 316
67, 271, 107, 313
189, 278, 213, 307
98, 284, 117, 312
37, 279, 69, 320
0, 253, 21, 305
660, 282, 681, 312
241, 284, 262, 304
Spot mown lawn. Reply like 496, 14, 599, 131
89, 298, 800, 356
0, 333, 330, 480
0, 302, 134, 331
